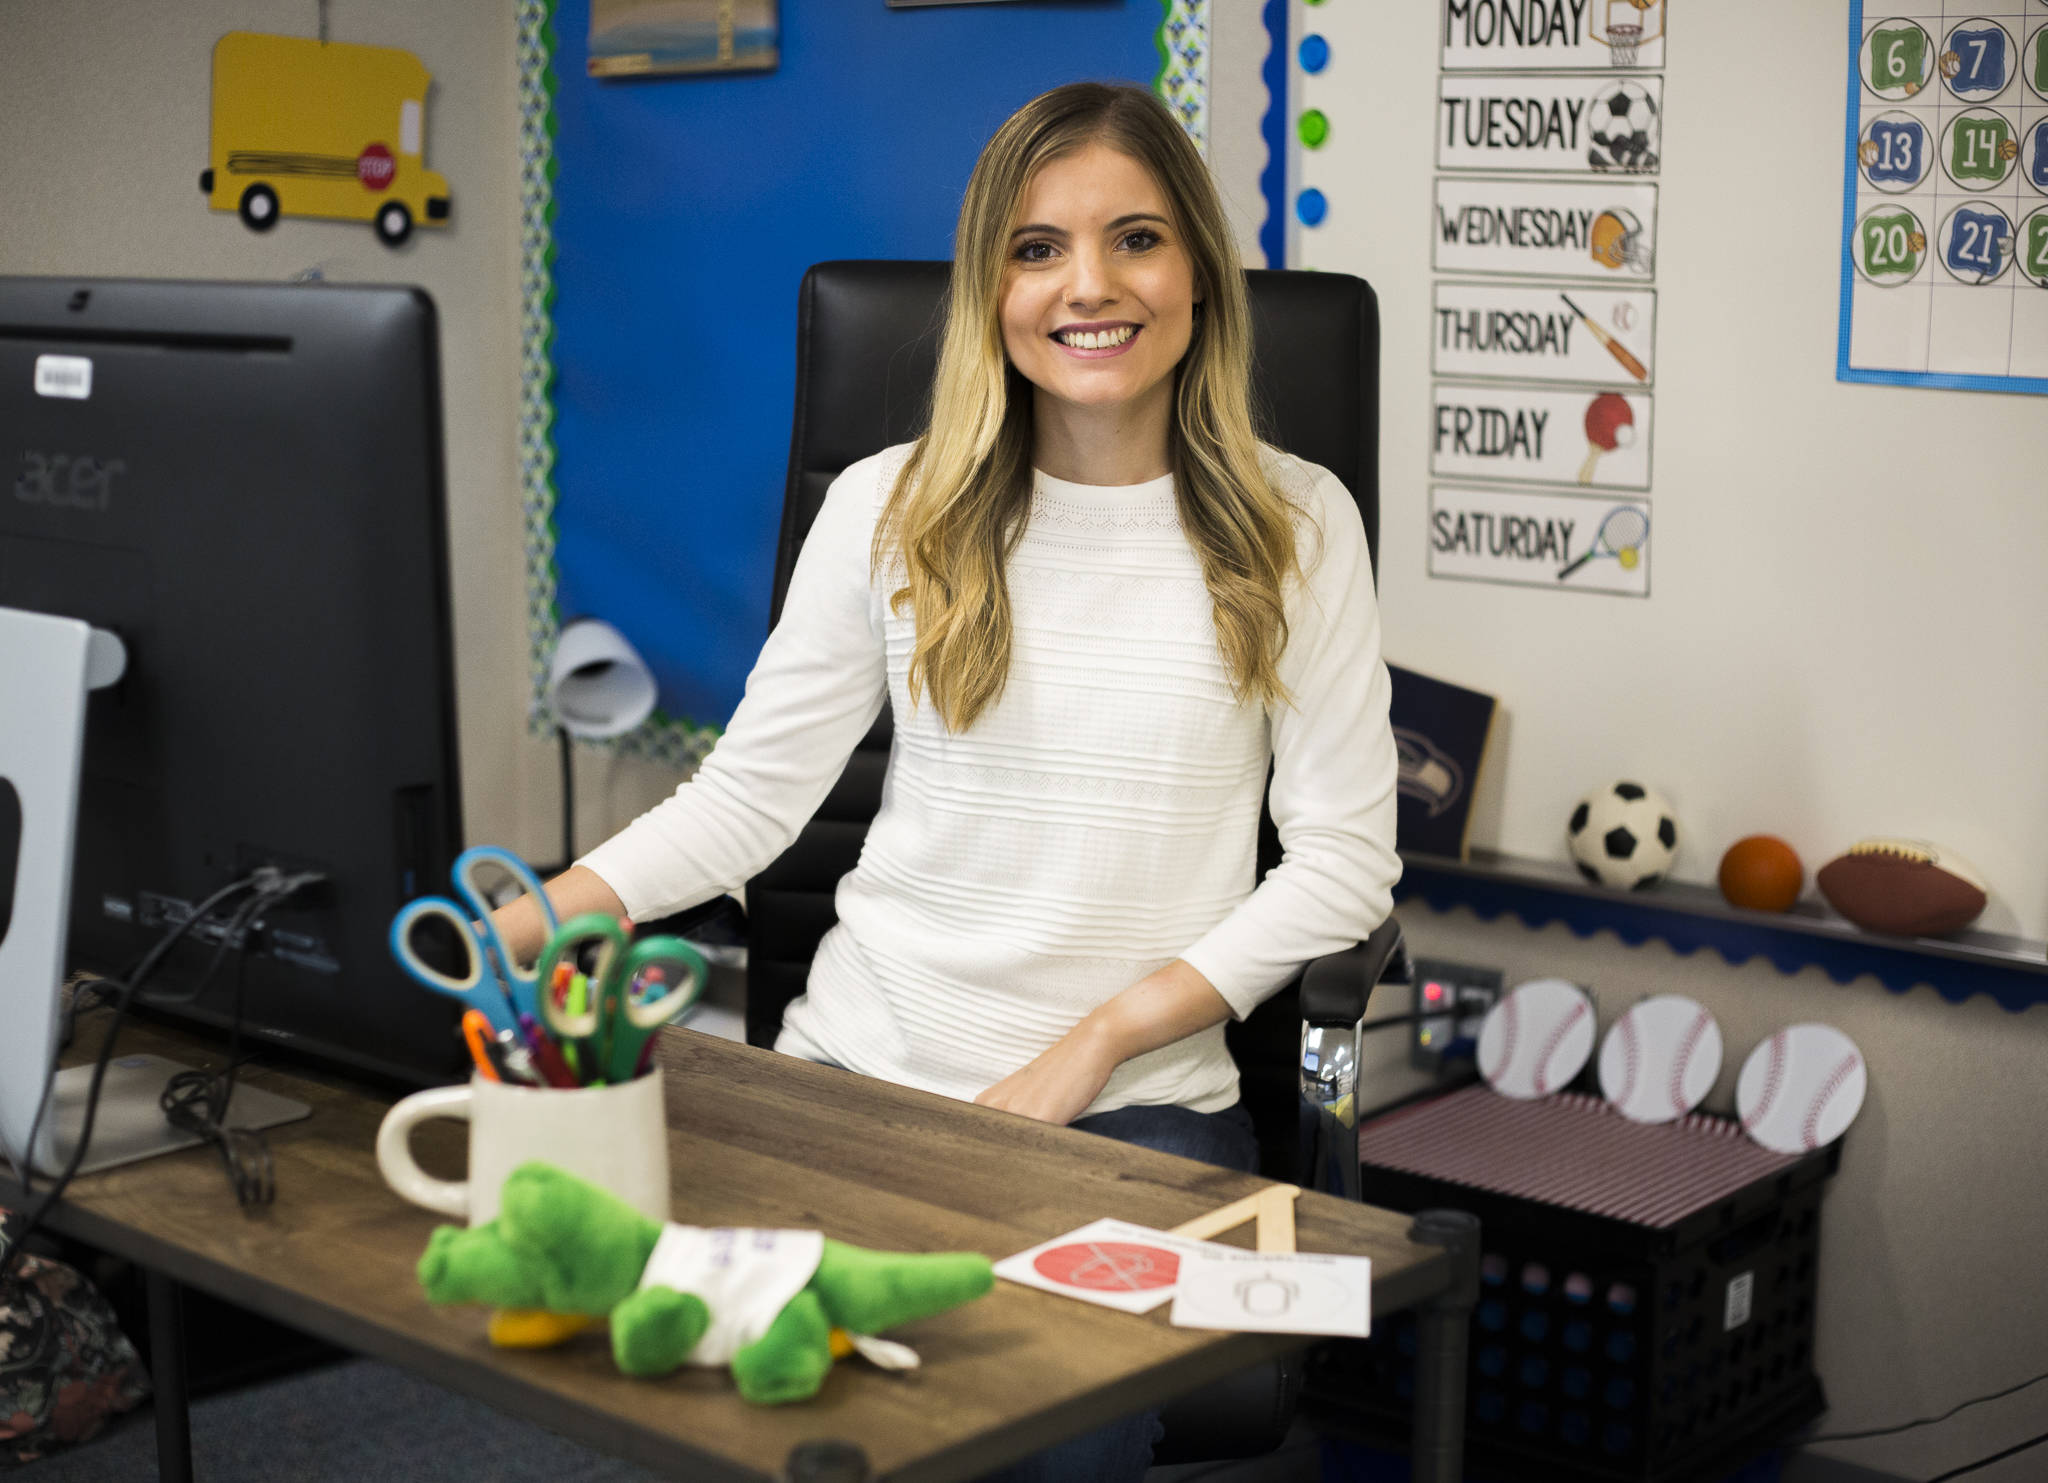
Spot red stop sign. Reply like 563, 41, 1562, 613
358, 143, 396, 191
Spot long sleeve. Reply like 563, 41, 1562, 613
1175, 465, 1402, 1018
576, 456, 890, 922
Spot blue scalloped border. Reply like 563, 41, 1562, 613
1258, 0, 1286, 269
1396, 862, 2048, 1014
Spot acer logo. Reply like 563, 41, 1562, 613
14, 452, 125, 512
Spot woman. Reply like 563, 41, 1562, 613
506, 76, 1397, 1148
502, 81, 1398, 1471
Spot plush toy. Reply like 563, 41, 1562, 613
417, 1162, 993, 1404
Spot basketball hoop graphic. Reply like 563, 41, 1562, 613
1595, 0, 1664, 67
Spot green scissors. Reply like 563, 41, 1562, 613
536, 914, 707, 1085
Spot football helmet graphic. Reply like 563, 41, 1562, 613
1590, 207, 1649, 272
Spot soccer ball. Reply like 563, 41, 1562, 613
1588, 81, 1660, 172
1567, 781, 1678, 890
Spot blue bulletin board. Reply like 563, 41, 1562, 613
517, 0, 1210, 766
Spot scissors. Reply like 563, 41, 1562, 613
536, 913, 706, 1085
389, 846, 560, 1039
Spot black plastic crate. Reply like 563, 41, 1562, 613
1307, 1086, 1839, 1483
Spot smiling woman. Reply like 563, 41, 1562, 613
513, 85, 1401, 1480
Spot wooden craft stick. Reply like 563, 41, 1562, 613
1170, 1184, 1301, 1244
1256, 1184, 1297, 1254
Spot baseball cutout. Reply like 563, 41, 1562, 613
1737, 1024, 1868, 1154
1598, 994, 1723, 1124
1478, 978, 1596, 1100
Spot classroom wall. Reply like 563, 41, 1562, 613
1290, 0, 2048, 942
0, 0, 557, 864
8, 6, 2045, 1478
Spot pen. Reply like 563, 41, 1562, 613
519, 1011, 580, 1089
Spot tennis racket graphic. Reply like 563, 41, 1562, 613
1557, 504, 1649, 581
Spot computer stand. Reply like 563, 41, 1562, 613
0, 607, 310, 1181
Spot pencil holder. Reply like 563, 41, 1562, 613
376, 1068, 670, 1225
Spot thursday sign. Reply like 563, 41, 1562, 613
1432, 283, 1656, 385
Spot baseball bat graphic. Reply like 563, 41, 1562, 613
1560, 294, 1649, 383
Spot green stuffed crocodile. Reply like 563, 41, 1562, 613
416, 1161, 993, 1404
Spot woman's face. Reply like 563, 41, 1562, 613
998, 142, 1200, 430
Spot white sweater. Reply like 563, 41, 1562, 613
580, 443, 1401, 1117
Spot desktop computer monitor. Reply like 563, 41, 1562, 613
0, 276, 469, 1094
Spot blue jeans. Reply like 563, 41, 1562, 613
973, 1100, 1261, 1483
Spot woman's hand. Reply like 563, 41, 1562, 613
973, 1021, 1122, 1126
973, 959, 1234, 1125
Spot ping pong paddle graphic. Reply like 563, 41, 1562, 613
1578, 392, 1636, 484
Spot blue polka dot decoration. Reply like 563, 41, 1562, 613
1298, 33, 1330, 73
1295, 188, 1328, 227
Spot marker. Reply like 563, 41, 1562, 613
460, 1009, 502, 1082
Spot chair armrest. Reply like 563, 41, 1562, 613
1299, 915, 1409, 1027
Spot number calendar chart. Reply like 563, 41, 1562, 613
1840, 1, 2048, 392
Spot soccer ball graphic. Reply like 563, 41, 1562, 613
1567, 780, 1678, 890
1589, 81, 1660, 172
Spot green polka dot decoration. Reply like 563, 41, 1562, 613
1298, 109, 1329, 148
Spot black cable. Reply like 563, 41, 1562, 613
157, 870, 325, 1210
3, 871, 287, 1279
1807, 1368, 2048, 1444
15, 876, 259, 1202
1925, 1426, 2048, 1482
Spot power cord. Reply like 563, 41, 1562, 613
2, 868, 323, 1280
1804, 1367, 2048, 1444
3, 873, 262, 1282
1925, 1427, 2048, 1482
156, 868, 325, 1210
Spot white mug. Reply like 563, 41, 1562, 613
375, 1069, 670, 1225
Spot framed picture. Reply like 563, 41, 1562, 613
589, 0, 778, 78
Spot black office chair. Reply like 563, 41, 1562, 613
746, 260, 1409, 1463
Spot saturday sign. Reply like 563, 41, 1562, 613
1434, 177, 1659, 280
1429, 485, 1652, 596
1442, 0, 1665, 72
1432, 283, 1656, 385
1431, 382, 1653, 489
1437, 74, 1663, 174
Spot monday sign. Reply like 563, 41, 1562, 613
1442, 0, 1666, 71
1430, 485, 1651, 596
1433, 283, 1657, 385
1434, 177, 1659, 279
1431, 382, 1653, 489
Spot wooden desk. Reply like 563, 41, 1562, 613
4, 1018, 1473, 1482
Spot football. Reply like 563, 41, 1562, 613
1816, 839, 1988, 937
1588, 81, 1660, 172
1567, 781, 1678, 891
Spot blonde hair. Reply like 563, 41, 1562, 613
876, 82, 1302, 733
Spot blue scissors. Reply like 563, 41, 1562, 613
536, 914, 706, 1085
389, 846, 559, 1039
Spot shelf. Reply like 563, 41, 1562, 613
1394, 847, 2048, 1014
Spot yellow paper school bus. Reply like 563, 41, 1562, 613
199, 32, 451, 247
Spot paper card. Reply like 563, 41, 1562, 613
1169, 1248, 1372, 1338
1433, 177, 1659, 281
993, 1219, 1220, 1314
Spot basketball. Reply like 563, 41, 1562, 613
1718, 835, 1804, 913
